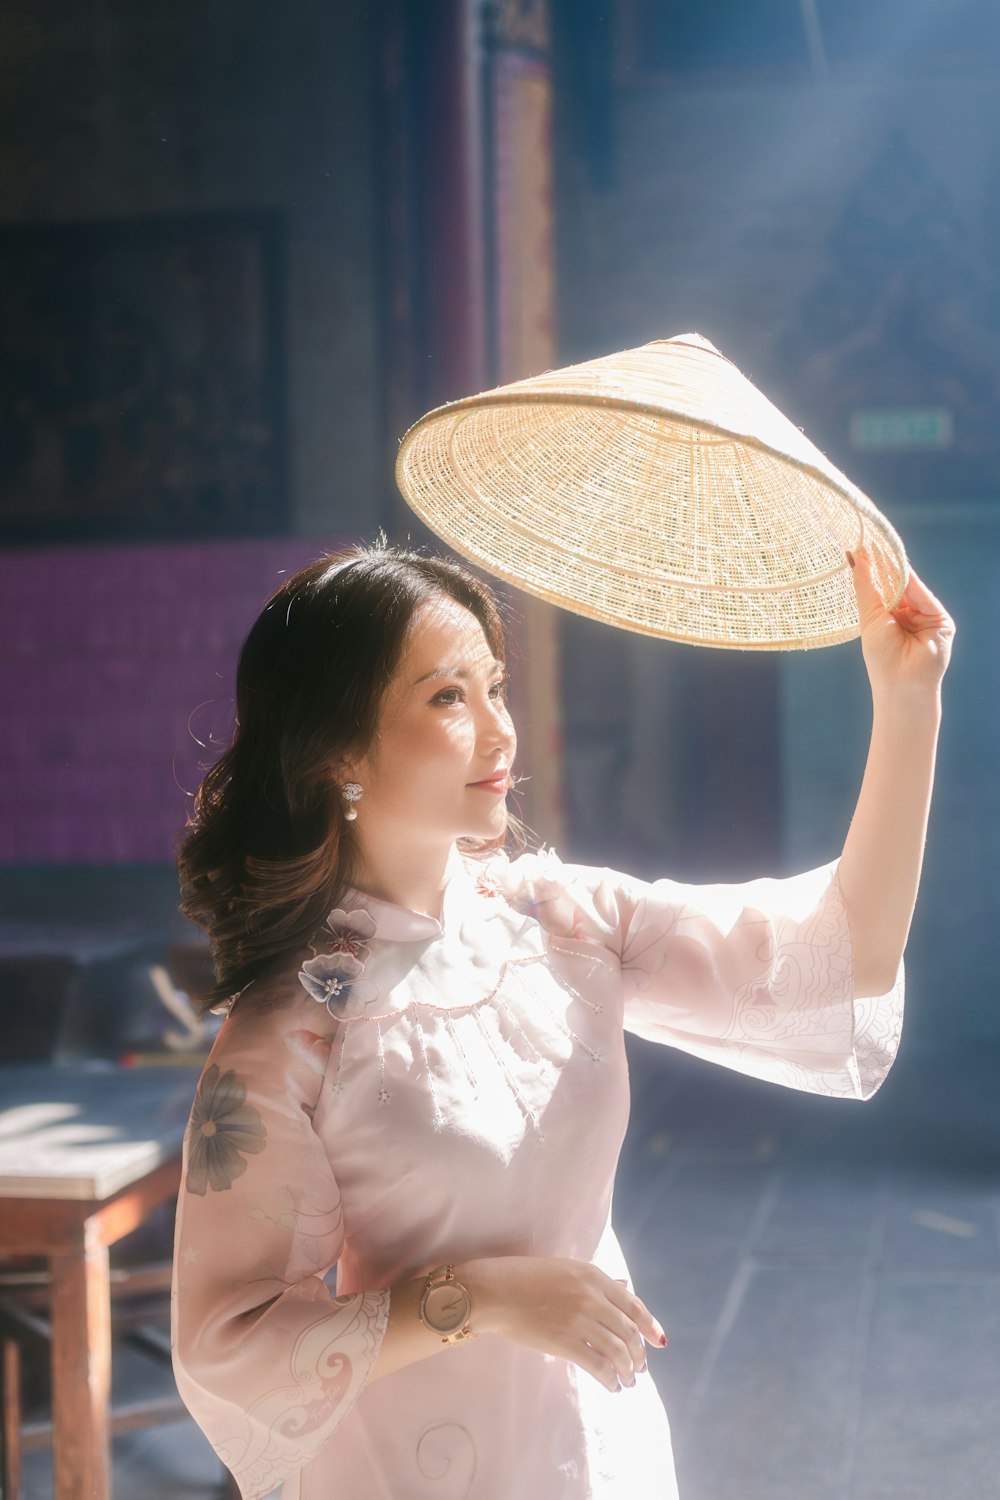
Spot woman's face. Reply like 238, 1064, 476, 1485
344, 596, 517, 852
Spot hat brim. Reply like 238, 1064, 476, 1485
395, 337, 909, 651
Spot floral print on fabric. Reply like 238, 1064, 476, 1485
207, 1291, 390, 1500
491, 847, 586, 940
322, 907, 377, 957
299, 908, 379, 1018
185, 1064, 267, 1195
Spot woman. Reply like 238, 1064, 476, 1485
171, 541, 953, 1500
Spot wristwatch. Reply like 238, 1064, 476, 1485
418, 1264, 474, 1346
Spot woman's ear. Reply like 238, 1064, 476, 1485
331, 751, 366, 790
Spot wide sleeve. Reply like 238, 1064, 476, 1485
493, 848, 905, 1101
170, 983, 390, 1500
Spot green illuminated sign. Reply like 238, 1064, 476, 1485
848, 408, 953, 451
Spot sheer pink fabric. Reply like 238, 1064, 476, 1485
171, 847, 904, 1499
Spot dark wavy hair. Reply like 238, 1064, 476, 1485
175, 543, 519, 1014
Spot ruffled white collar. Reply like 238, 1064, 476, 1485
336, 844, 485, 944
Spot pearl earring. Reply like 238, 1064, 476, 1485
341, 781, 363, 821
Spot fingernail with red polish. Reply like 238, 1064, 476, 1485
659, 1333, 668, 1346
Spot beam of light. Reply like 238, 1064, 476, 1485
798, 0, 829, 78
669, 0, 985, 289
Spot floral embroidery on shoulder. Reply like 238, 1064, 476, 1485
299, 908, 379, 1018
185, 1064, 267, 1195
321, 907, 376, 956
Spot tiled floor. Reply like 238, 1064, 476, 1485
16, 1038, 1000, 1500
620, 1037, 1000, 1500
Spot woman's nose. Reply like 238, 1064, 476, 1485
481, 697, 516, 751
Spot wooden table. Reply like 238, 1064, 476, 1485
0, 1063, 197, 1498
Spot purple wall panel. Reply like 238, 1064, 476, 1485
0, 539, 344, 864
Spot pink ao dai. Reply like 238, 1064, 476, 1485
171, 845, 905, 1499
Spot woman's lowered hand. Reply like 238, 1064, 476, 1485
459, 1255, 667, 1394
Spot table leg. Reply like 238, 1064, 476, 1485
2, 1333, 24, 1500
49, 1222, 112, 1500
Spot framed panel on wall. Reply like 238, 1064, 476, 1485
0, 210, 288, 545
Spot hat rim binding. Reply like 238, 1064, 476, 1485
400, 527, 872, 653
393, 338, 910, 651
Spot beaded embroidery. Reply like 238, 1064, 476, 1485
321, 946, 613, 1150
311, 857, 619, 1129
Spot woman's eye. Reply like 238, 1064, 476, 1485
430, 678, 509, 707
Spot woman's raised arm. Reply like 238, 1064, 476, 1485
836, 547, 955, 996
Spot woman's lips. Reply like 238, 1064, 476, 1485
468, 775, 509, 794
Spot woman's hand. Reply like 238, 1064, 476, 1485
847, 545, 956, 698
458, 1255, 667, 1393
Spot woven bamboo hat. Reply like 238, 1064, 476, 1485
395, 333, 908, 650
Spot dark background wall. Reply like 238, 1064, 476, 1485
0, 0, 386, 538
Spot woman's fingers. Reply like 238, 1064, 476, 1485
589, 1313, 645, 1382
494, 1256, 668, 1394
578, 1340, 625, 1393
855, 547, 947, 620
611, 1279, 667, 1348
848, 549, 899, 630
583, 1328, 636, 1391
575, 1279, 660, 1390
898, 566, 949, 618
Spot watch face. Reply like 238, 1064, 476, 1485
424, 1281, 471, 1334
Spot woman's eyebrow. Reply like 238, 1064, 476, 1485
413, 660, 504, 685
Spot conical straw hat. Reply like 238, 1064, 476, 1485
394, 333, 908, 650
